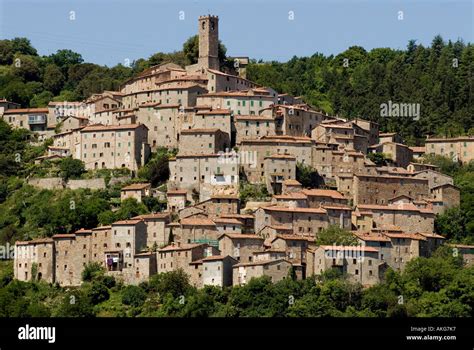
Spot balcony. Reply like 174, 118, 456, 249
28, 114, 47, 125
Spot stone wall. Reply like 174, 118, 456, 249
27, 177, 64, 190
67, 178, 106, 190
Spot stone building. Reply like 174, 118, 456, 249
78, 124, 150, 171
354, 203, 435, 234
282, 179, 302, 194
178, 128, 230, 155
218, 233, 265, 263
173, 216, 219, 246
157, 243, 219, 286
352, 232, 393, 265
197, 15, 219, 71
353, 174, 429, 205
191, 255, 237, 288
263, 154, 296, 194
369, 142, 413, 168
239, 136, 313, 183
353, 118, 379, 146
192, 108, 232, 140
382, 232, 425, 271
166, 189, 188, 212
378, 132, 403, 144
311, 246, 383, 286
232, 259, 292, 285
168, 153, 239, 197
425, 136, 474, 163
57, 115, 89, 133
105, 220, 148, 282
133, 213, 171, 249
135, 104, 179, 150
430, 183, 461, 212
2, 108, 52, 139
411, 169, 453, 190
134, 252, 157, 284
255, 206, 330, 236
180, 194, 240, 218
52, 233, 82, 286
0, 98, 20, 116
120, 183, 151, 203
270, 234, 311, 268
234, 115, 279, 144
14, 238, 55, 283
196, 89, 277, 116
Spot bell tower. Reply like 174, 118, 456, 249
198, 15, 219, 71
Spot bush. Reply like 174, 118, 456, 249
88, 281, 110, 305
121, 285, 147, 307
59, 157, 85, 180
82, 262, 105, 282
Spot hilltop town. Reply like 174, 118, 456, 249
3, 15, 474, 290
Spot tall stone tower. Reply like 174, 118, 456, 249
198, 15, 219, 71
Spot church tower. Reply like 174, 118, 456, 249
198, 15, 219, 71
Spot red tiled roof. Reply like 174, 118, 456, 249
81, 123, 147, 132
180, 128, 222, 134
16, 238, 54, 245
301, 189, 345, 199
133, 213, 170, 220
158, 243, 204, 252
112, 219, 143, 225
180, 217, 215, 226
121, 183, 150, 191
263, 206, 327, 214
4, 108, 48, 114
319, 245, 379, 252
273, 234, 312, 242
213, 218, 242, 225
219, 233, 264, 240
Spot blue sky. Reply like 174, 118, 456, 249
0, 0, 472, 66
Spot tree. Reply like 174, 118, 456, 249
82, 262, 105, 282
435, 207, 467, 242
182, 35, 228, 66
54, 290, 94, 317
113, 198, 148, 222
148, 269, 192, 298
49, 49, 83, 75
138, 151, 170, 186
10, 38, 37, 56
11, 54, 41, 81
121, 285, 147, 307
30, 91, 54, 107
43, 64, 65, 94
367, 152, 391, 166
315, 225, 358, 246
59, 157, 85, 180
87, 281, 110, 305
296, 163, 320, 187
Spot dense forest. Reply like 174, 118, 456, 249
0, 245, 472, 317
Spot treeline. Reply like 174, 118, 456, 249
247, 36, 474, 144
0, 36, 226, 107
0, 246, 472, 317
